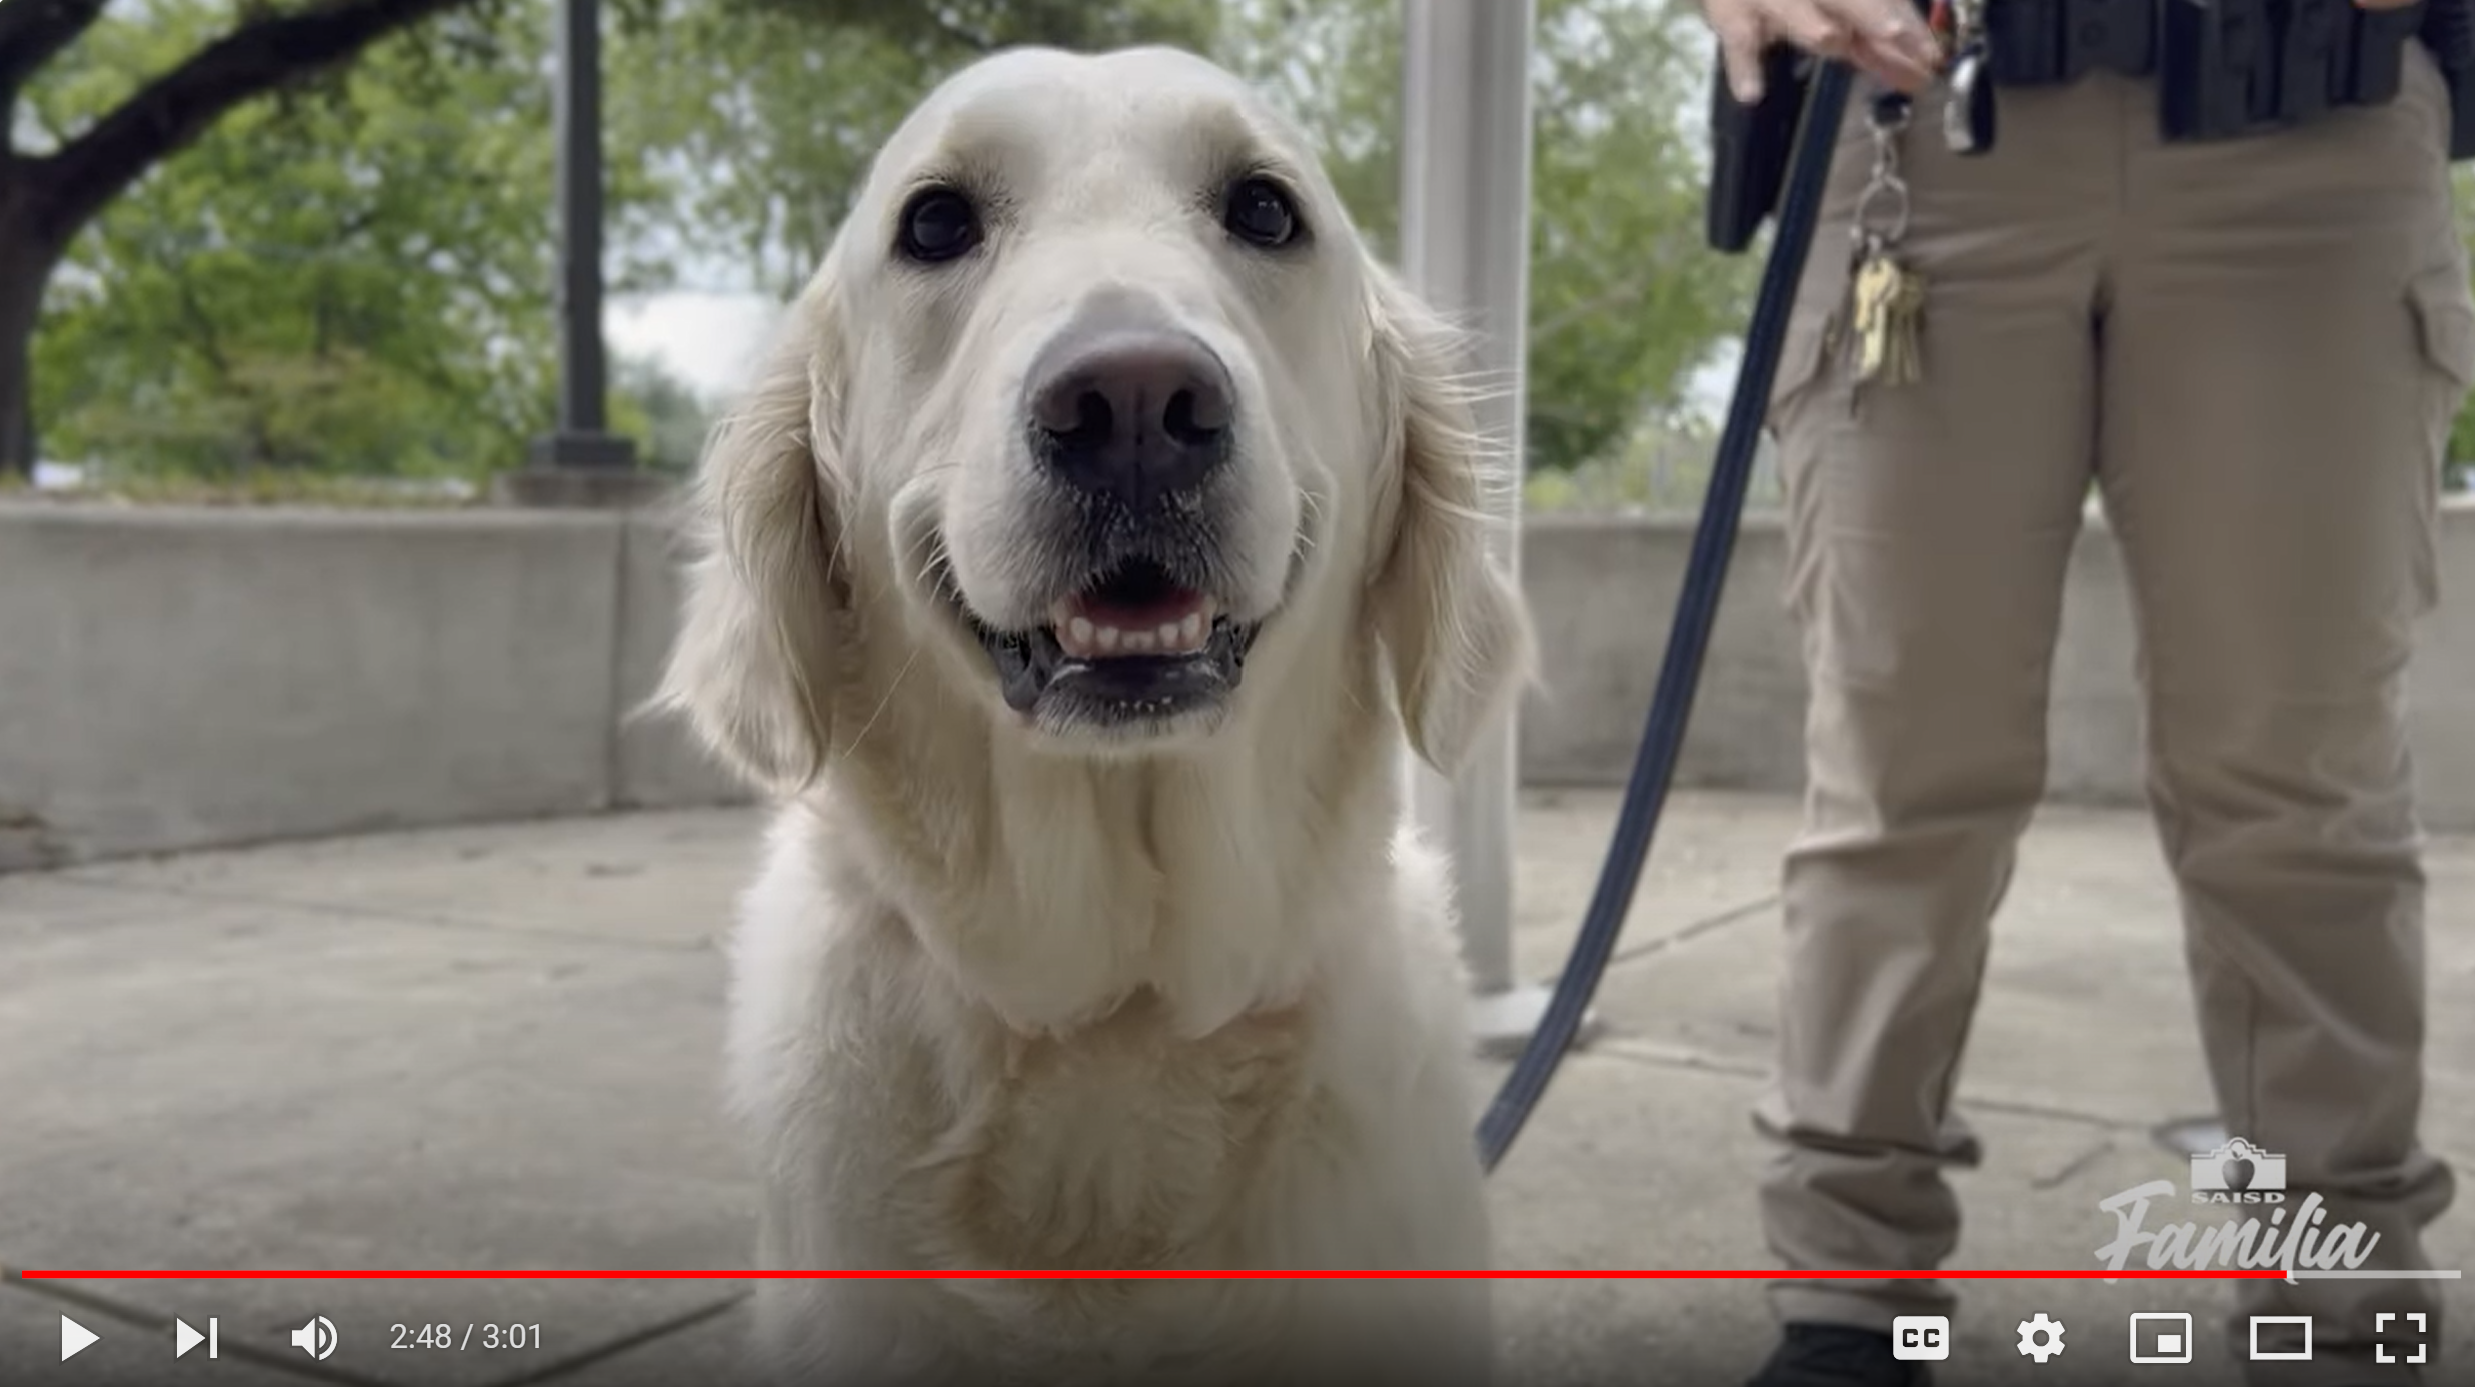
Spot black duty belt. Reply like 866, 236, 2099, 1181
1979, 0, 2475, 150
1706, 0, 2475, 253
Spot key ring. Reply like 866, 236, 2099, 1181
1853, 105, 1912, 247
1854, 178, 1911, 247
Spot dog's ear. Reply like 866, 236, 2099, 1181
654, 271, 849, 793
1363, 266, 1537, 776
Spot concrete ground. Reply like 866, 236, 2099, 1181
1, 789, 2468, 1387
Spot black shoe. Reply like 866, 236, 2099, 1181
1746, 1322, 1933, 1387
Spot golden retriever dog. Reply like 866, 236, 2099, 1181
657, 42, 1533, 1387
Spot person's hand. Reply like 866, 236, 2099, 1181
1706, 0, 1946, 103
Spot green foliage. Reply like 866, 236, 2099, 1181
605, 5, 933, 300
29, 0, 1743, 487
29, 4, 573, 479
1526, 0, 1754, 475
27, 0, 1231, 481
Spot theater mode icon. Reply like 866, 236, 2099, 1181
2250, 1315, 2314, 1362
1892, 1315, 1951, 1361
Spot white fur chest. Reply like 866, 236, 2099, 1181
722, 811, 1492, 1384
908, 988, 1318, 1271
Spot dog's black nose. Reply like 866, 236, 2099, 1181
1026, 329, 1232, 505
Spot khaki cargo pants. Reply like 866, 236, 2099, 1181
1756, 40, 2474, 1386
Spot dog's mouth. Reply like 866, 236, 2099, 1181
968, 556, 1262, 727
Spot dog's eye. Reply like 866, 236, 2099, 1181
1223, 176, 1301, 249
897, 187, 981, 263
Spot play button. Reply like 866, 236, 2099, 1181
60, 1314, 100, 1361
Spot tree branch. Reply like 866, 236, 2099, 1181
32, 0, 472, 244
0, 0, 106, 111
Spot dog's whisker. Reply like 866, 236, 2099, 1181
836, 642, 921, 765
908, 530, 963, 607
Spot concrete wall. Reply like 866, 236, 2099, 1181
3, 497, 2470, 868
1520, 499, 2475, 833
0, 504, 741, 870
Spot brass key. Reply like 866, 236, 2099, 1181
1849, 249, 1927, 387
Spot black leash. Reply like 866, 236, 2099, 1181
1475, 59, 1856, 1174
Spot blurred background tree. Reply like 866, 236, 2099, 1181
1, 0, 490, 478
27, 4, 556, 480
21, 0, 1765, 497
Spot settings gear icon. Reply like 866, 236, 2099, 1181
2016, 1312, 2067, 1363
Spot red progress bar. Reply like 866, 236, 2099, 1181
14, 1269, 2284, 1281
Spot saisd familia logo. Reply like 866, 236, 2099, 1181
2095, 1138, 2380, 1276
2189, 1138, 2286, 1204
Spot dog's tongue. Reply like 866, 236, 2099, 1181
1051, 589, 1215, 659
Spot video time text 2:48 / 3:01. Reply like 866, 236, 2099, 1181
391, 1322, 544, 1350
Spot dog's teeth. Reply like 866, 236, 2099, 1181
1050, 600, 1216, 661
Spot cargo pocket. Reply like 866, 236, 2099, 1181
1765, 292, 1846, 631
1761, 100, 1869, 433
1764, 299, 1839, 433
2406, 260, 2475, 396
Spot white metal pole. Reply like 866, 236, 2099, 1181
1397, 0, 1577, 1056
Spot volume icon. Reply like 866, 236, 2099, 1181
290, 1315, 338, 1361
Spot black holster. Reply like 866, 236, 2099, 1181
1707, 46, 1817, 253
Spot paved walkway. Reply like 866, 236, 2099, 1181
1, 790, 2467, 1386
